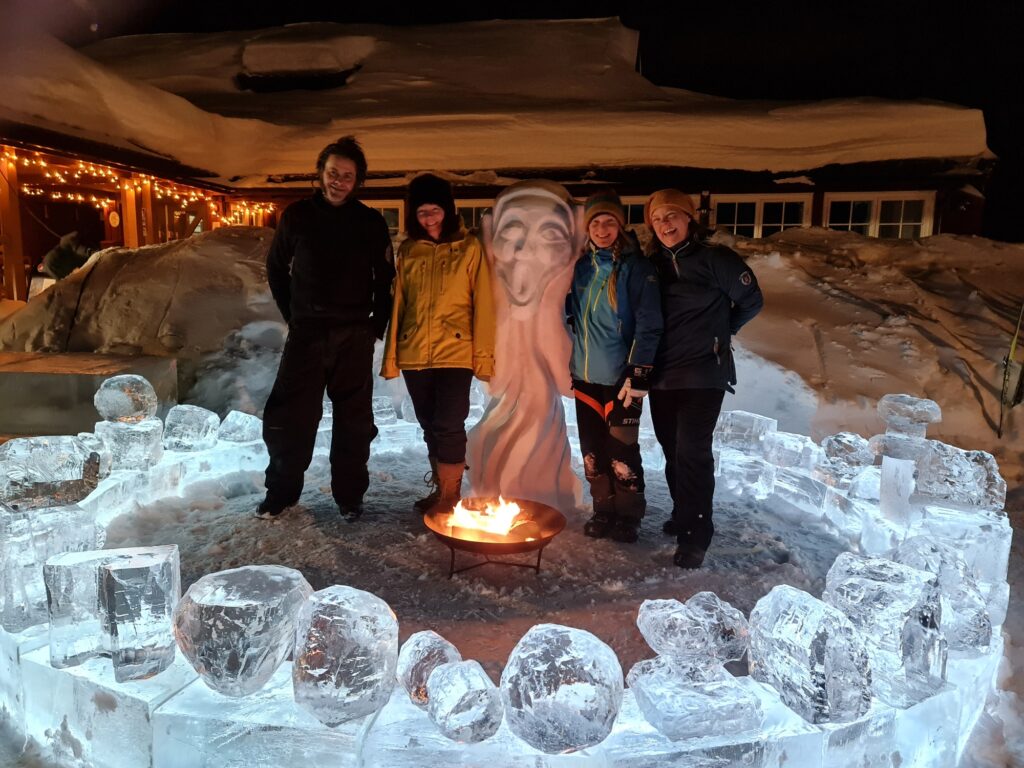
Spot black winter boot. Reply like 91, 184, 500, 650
583, 474, 616, 538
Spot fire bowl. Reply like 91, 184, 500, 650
423, 497, 566, 577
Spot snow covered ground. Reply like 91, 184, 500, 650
1, 225, 1021, 765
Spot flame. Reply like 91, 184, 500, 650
449, 496, 523, 536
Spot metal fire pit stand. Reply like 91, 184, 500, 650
441, 541, 550, 579
423, 497, 566, 580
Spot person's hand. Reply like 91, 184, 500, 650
617, 377, 648, 409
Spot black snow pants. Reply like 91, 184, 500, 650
262, 324, 377, 509
402, 367, 474, 465
648, 387, 725, 550
572, 379, 646, 522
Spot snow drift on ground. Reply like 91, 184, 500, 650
0, 19, 989, 183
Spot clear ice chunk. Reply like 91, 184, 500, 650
397, 629, 462, 708
763, 431, 825, 470
152, 662, 370, 768
44, 546, 178, 670
713, 410, 777, 453
21, 645, 196, 768
0, 623, 49, 733
823, 552, 946, 708
372, 395, 398, 425
173, 565, 313, 697
163, 404, 221, 451
626, 656, 762, 742
636, 592, 749, 664
893, 536, 992, 650
500, 623, 623, 754
0, 435, 103, 509
100, 548, 180, 682
1, 501, 97, 632
715, 448, 776, 501
602, 679, 823, 767
77, 431, 113, 477
748, 584, 872, 724
907, 504, 1012, 585
766, 467, 827, 521
426, 660, 503, 743
820, 432, 874, 468
292, 585, 398, 726
217, 410, 263, 442
95, 418, 164, 471
914, 443, 1006, 510
877, 394, 941, 437
94, 374, 159, 423
870, 436, 1006, 510
848, 466, 881, 500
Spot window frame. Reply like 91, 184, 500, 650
709, 193, 813, 239
364, 199, 404, 237
823, 191, 935, 239
454, 197, 494, 231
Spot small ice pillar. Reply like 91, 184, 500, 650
877, 393, 942, 438
879, 456, 915, 526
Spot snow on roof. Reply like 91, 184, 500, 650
0, 19, 991, 186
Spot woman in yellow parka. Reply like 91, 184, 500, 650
381, 173, 496, 512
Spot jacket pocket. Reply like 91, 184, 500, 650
442, 318, 472, 341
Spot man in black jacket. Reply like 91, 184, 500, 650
257, 136, 395, 519
644, 189, 763, 568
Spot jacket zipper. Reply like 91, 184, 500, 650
582, 251, 605, 381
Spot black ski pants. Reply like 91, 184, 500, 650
573, 379, 646, 522
263, 324, 377, 509
402, 367, 473, 465
648, 387, 725, 549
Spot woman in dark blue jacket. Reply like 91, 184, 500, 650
645, 189, 763, 568
567, 190, 663, 542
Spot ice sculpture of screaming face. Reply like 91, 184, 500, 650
487, 181, 577, 311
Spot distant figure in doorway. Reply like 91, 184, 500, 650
257, 136, 395, 520
567, 190, 662, 543
40, 231, 93, 279
381, 174, 496, 513
645, 189, 763, 568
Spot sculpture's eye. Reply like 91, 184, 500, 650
538, 224, 569, 245
496, 221, 526, 245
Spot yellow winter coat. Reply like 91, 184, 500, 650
381, 229, 496, 380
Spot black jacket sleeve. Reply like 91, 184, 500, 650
266, 209, 294, 323
712, 247, 763, 335
371, 221, 396, 339
625, 256, 663, 369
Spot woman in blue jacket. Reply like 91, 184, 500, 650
567, 190, 663, 542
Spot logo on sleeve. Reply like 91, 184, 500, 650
739, 271, 752, 286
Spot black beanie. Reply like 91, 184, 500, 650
406, 174, 461, 241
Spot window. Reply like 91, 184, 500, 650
710, 194, 812, 238
455, 199, 494, 232
824, 192, 934, 239
365, 201, 403, 237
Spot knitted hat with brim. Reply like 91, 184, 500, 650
583, 189, 626, 229
407, 173, 459, 240
644, 189, 698, 228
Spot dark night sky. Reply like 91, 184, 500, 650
9, 0, 1024, 240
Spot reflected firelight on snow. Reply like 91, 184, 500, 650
447, 497, 533, 539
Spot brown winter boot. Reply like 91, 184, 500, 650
413, 457, 439, 513
430, 462, 464, 513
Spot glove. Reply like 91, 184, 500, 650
617, 365, 652, 409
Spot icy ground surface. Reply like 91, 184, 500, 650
4, 431, 1020, 765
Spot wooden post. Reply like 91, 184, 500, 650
0, 151, 28, 300
120, 178, 139, 248
138, 176, 154, 244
